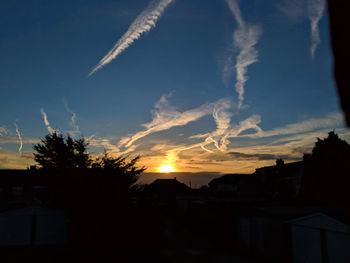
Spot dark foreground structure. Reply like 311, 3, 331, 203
1, 155, 350, 263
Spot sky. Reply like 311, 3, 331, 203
1, 0, 349, 183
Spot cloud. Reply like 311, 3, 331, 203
63, 100, 80, 137
228, 151, 300, 161
119, 94, 216, 149
0, 136, 39, 144
0, 150, 34, 169
87, 136, 121, 154
308, 0, 325, 58
225, 0, 261, 108
86, 135, 138, 156
157, 113, 263, 171
277, 0, 306, 20
192, 113, 262, 153
89, 0, 174, 75
0, 127, 7, 136
208, 99, 233, 151
227, 114, 262, 137
190, 99, 233, 152
278, 0, 325, 58
242, 112, 342, 138
144, 112, 345, 173
14, 122, 23, 154
40, 108, 56, 134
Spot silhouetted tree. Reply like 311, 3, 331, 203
87, 152, 145, 203
92, 152, 144, 182
32, 133, 148, 247
299, 131, 350, 204
33, 132, 90, 169
276, 158, 284, 167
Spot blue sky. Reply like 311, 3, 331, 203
0, 0, 348, 176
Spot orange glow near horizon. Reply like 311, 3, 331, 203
158, 164, 175, 173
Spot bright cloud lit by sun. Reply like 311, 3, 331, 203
158, 164, 175, 173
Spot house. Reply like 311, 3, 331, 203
0, 169, 48, 203
208, 173, 266, 200
0, 205, 68, 246
146, 177, 191, 201
208, 174, 248, 195
208, 160, 304, 200
253, 161, 304, 199
233, 207, 350, 263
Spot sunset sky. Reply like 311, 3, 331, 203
1, 0, 349, 179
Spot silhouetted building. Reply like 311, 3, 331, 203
0, 169, 47, 204
146, 177, 191, 201
0, 205, 68, 246
253, 161, 304, 200
233, 207, 350, 263
208, 174, 248, 196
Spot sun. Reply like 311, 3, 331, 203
158, 164, 175, 173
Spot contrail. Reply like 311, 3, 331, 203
119, 94, 215, 149
225, 0, 261, 108
227, 114, 262, 138
40, 108, 56, 134
89, 0, 174, 76
240, 112, 342, 138
0, 127, 7, 136
164, 114, 263, 166
198, 99, 232, 152
63, 100, 80, 137
14, 122, 23, 154
191, 113, 262, 153
210, 99, 233, 151
308, 0, 325, 58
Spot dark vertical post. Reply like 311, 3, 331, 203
320, 229, 328, 263
30, 215, 37, 246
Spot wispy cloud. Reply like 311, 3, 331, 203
164, 113, 262, 170
89, 0, 174, 75
40, 108, 56, 134
87, 136, 121, 154
308, 0, 325, 58
190, 99, 233, 152
0, 136, 39, 144
191, 112, 262, 153
14, 122, 23, 154
227, 151, 300, 161
140, 111, 345, 173
278, 0, 325, 58
0, 150, 34, 169
119, 94, 216, 149
277, 0, 306, 21
0, 127, 7, 136
63, 100, 80, 137
242, 112, 342, 138
225, 0, 261, 108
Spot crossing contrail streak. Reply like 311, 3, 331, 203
40, 108, 56, 134
89, 0, 174, 75
225, 0, 261, 108
14, 122, 23, 154
308, 0, 325, 58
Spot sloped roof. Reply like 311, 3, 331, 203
254, 161, 304, 178
286, 213, 350, 233
256, 206, 349, 223
208, 174, 249, 186
148, 178, 190, 194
